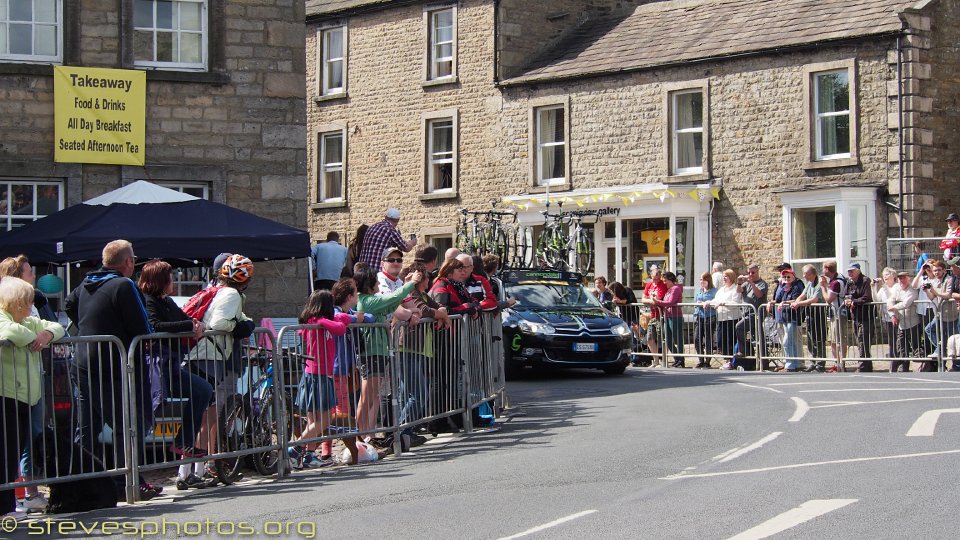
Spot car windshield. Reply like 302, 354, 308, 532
505, 281, 602, 309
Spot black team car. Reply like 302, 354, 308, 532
500, 269, 632, 377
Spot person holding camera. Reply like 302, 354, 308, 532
887, 272, 922, 372
921, 259, 959, 369
732, 264, 768, 369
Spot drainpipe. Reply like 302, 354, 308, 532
896, 33, 905, 238
493, 0, 500, 85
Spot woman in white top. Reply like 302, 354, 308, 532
710, 269, 743, 369
872, 267, 898, 361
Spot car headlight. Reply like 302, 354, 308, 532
611, 322, 632, 337
518, 320, 555, 335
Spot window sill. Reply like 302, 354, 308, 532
525, 182, 571, 194
665, 171, 711, 183
0, 63, 54, 76
804, 157, 859, 171
310, 200, 348, 210
144, 70, 231, 85
422, 76, 459, 89
315, 92, 348, 104
419, 191, 458, 202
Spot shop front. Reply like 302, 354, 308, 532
503, 183, 720, 293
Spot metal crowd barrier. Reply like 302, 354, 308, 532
615, 302, 761, 371
1, 336, 133, 501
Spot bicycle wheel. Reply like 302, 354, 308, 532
573, 228, 593, 273
251, 389, 290, 475
488, 226, 509, 264
215, 393, 248, 485
455, 229, 471, 252
516, 226, 534, 267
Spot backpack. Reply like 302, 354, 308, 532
183, 285, 222, 321
829, 274, 849, 318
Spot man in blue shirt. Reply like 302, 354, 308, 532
311, 232, 348, 290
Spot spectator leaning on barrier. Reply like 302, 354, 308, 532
482, 254, 505, 298
913, 259, 937, 353
311, 232, 348, 292
652, 271, 684, 367
358, 209, 417, 270
186, 254, 256, 483
871, 267, 899, 366
710, 269, 743, 369
924, 259, 959, 367
64, 239, 161, 500
693, 272, 717, 369
793, 264, 827, 372
642, 267, 668, 359
820, 260, 850, 371
888, 271, 922, 372
944, 262, 960, 371
770, 268, 804, 372
733, 264, 768, 368
378, 246, 406, 295
844, 263, 874, 372
0, 277, 63, 520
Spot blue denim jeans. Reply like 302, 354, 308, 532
925, 317, 959, 356
782, 321, 801, 370
18, 400, 43, 479
397, 353, 427, 430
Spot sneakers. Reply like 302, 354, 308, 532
176, 474, 208, 490
139, 485, 161, 501
2, 510, 28, 521
301, 451, 333, 469
16, 494, 48, 513
720, 361, 733, 370
170, 445, 208, 458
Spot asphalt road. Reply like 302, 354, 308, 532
7, 367, 960, 539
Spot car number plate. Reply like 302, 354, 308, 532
573, 342, 598, 352
153, 421, 181, 438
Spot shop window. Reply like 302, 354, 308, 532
0, 180, 63, 231
782, 188, 875, 275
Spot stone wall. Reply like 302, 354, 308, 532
0, 0, 308, 319
499, 41, 898, 274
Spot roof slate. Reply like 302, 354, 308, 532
306, 0, 400, 18
504, 0, 917, 84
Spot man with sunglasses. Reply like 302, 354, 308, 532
733, 263, 769, 369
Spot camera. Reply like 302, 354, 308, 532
922, 283, 933, 290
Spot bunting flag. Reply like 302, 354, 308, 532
502, 185, 720, 208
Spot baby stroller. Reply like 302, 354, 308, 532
761, 314, 785, 371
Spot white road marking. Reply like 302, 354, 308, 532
735, 382, 784, 394
856, 375, 960, 384
788, 397, 809, 422
811, 397, 960, 409
497, 510, 597, 539
712, 446, 742, 461
799, 388, 960, 393
768, 380, 950, 386
661, 449, 960, 480
716, 432, 782, 464
905, 408, 960, 437
726, 499, 858, 540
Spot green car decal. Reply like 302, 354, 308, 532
511, 334, 522, 352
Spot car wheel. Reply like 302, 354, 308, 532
603, 364, 627, 376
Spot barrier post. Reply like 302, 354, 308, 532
392, 321, 404, 458
461, 316, 473, 434
124, 342, 138, 503
273, 335, 289, 479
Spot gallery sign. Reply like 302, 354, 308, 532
53, 66, 145, 166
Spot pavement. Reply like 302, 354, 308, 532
4, 366, 960, 539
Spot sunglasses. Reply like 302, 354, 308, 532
384, 258, 403, 263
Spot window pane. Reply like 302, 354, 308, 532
437, 42, 452, 60
35, 0, 55, 23
0, 1, 7, 20
180, 1, 201, 31
156, 0, 173, 29
323, 134, 342, 164
676, 132, 703, 170
431, 120, 452, 154
134, 30, 154, 61
182, 186, 205, 198
326, 60, 343, 89
33, 23, 54, 55
156, 30, 173, 61
324, 170, 342, 199
817, 72, 848, 113
325, 28, 342, 59
134, 0, 154, 28
12, 185, 33, 215
848, 204, 867, 264
542, 145, 564, 179
179, 31, 200, 63
9, 23, 29, 54
36, 185, 59, 215
435, 59, 452, 78
538, 108, 563, 144
9, 0, 30, 21
819, 115, 850, 156
791, 206, 836, 260
433, 163, 453, 190
0, 24, 8, 55
675, 92, 702, 130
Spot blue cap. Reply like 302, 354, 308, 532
846, 263, 861, 272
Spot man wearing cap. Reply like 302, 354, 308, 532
940, 213, 960, 264
927, 259, 960, 371
845, 263, 874, 371
887, 271, 921, 372
358, 208, 417, 270
378, 246, 406, 294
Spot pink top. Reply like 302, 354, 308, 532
654, 284, 684, 318
298, 313, 350, 375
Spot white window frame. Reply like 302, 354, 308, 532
813, 69, 851, 161
535, 104, 567, 187
426, 116, 455, 194
319, 24, 346, 96
0, 0, 62, 63
670, 89, 704, 175
0, 179, 64, 231
155, 181, 209, 199
780, 187, 877, 276
317, 128, 346, 203
803, 60, 858, 168
133, 0, 208, 71
424, 5, 456, 82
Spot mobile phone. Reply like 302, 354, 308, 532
409, 233, 416, 241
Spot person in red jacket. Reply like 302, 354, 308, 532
430, 258, 478, 317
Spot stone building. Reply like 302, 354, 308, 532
0, 0, 308, 316
306, 0, 959, 290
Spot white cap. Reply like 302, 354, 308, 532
386, 208, 401, 220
